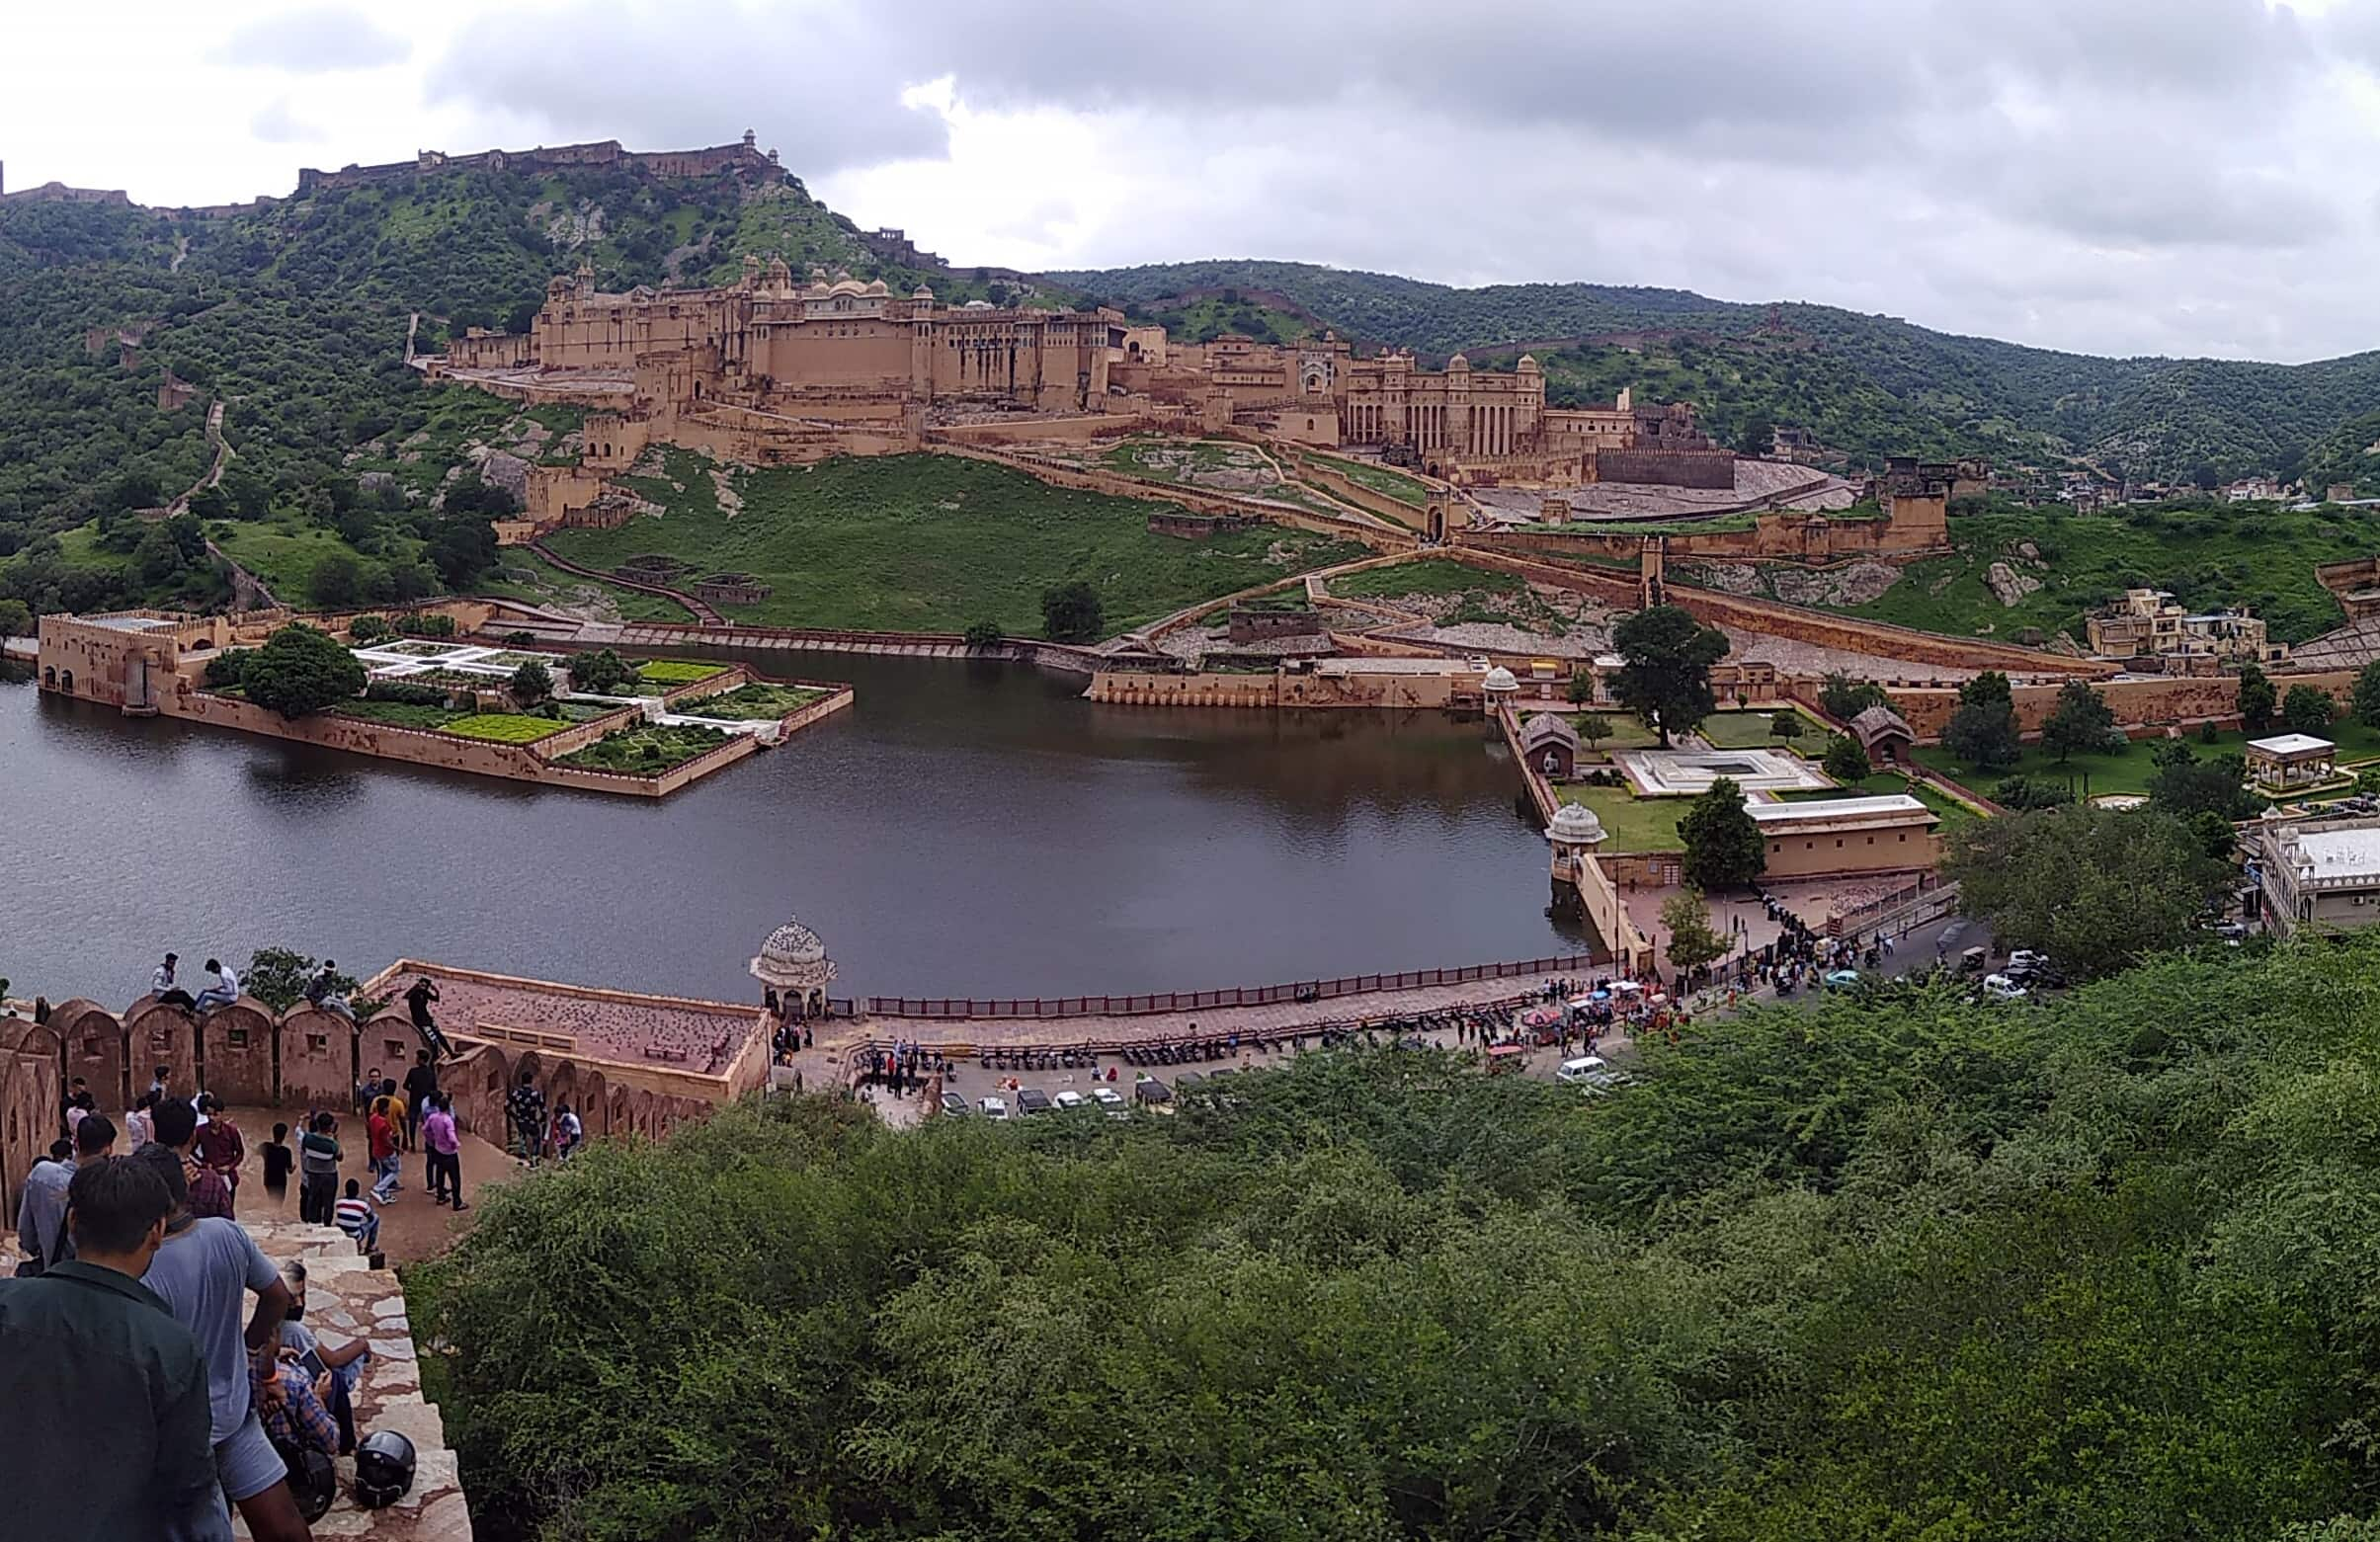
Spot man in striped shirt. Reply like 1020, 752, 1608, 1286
332, 1180, 378, 1255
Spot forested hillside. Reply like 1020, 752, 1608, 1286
1055, 259, 2380, 483
418, 936, 2380, 1540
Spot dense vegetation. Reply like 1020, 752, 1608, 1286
541, 450, 1369, 635
1054, 259, 2380, 482
419, 935, 2380, 1539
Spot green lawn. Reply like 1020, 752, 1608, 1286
674, 681, 830, 720
1570, 713, 1661, 755
540, 451, 1372, 636
1780, 771, 1984, 829
1913, 718, 2380, 799
1554, 783, 1687, 852
637, 659, 729, 685
212, 521, 430, 605
557, 722, 732, 773
1698, 709, 1824, 750
443, 713, 568, 745
1309, 453, 1430, 508
1332, 558, 1522, 602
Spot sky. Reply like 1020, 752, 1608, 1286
8, 0, 2380, 363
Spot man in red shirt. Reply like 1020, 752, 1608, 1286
365, 1106, 399, 1206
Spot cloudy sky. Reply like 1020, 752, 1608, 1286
9, 0, 2380, 362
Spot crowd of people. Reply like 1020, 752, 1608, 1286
1, 1085, 392, 1537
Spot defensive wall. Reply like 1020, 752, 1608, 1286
1590, 448, 1738, 490
1257, 441, 1439, 530
595, 621, 1109, 676
1463, 495, 1946, 565
0, 990, 751, 1211
1497, 705, 1656, 975
1871, 668, 2361, 740
931, 442, 1416, 553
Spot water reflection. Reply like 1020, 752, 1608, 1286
0, 654, 1577, 1002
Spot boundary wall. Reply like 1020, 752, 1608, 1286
1497, 704, 1654, 973
863, 952, 1603, 1020
1872, 669, 2359, 739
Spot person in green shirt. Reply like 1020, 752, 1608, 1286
0, 1156, 229, 1540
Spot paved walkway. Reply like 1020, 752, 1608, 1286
855, 971, 1610, 1050
395, 964, 761, 1075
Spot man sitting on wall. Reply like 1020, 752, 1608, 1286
301, 962, 355, 1023
151, 952, 199, 1012
188, 958, 241, 1016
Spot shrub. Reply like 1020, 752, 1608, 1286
1040, 580, 1105, 642
363, 680, 448, 707
348, 614, 392, 642
243, 623, 366, 718
963, 620, 1004, 650
203, 648, 254, 690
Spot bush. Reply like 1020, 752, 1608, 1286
1040, 580, 1105, 643
2284, 685, 2337, 736
567, 649, 635, 694
203, 648, 254, 690
363, 680, 448, 707
1822, 733, 1871, 784
393, 612, 458, 638
963, 619, 1003, 650
510, 660, 554, 705
348, 614, 392, 642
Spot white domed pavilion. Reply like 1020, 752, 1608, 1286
750, 916, 839, 1018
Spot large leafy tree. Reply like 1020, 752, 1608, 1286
1943, 670, 2021, 771
241, 622, 365, 718
1680, 775, 1765, 891
2039, 679, 2116, 763
2284, 685, 2338, 736
1818, 671, 1889, 720
1943, 804, 2231, 977
1660, 887, 1730, 974
2149, 749, 2261, 822
1040, 580, 1105, 643
1822, 732, 1871, 784
2237, 663, 2278, 733
2355, 660, 2380, 729
1611, 604, 1728, 747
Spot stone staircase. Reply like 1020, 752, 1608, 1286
235, 1218, 471, 1540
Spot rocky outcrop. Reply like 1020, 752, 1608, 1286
1986, 560, 2043, 607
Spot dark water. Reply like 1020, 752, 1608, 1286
0, 652, 1581, 1004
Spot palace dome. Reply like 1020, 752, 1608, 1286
1482, 666, 1519, 692
1446, 352, 1470, 368
1517, 353, 1539, 371
1545, 803, 1607, 846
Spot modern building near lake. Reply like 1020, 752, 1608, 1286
2251, 816, 2380, 938
1746, 794, 1941, 879
2084, 589, 2288, 668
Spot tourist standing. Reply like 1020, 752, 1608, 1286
193, 1096, 245, 1211
401, 1050, 439, 1153
150, 1099, 233, 1222
14, 1113, 116, 1274
366, 1101, 399, 1205
262, 1123, 293, 1205
0, 1157, 231, 1541
508, 1071, 547, 1168
422, 1093, 466, 1211
553, 1102, 582, 1161
138, 1146, 311, 1542
297, 1114, 341, 1227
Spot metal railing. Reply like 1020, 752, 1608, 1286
866, 953, 1602, 1020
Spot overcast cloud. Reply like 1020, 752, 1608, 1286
8, 0, 2380, 362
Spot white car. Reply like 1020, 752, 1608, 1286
979, 1096, 1010, 1121
1091, 1087, 1128, 1120
2009, 949, 2050, 973
1053, 1090, 1087, 1111
1555, 1055, 1611, 1085
1980, 973, 2029, 1002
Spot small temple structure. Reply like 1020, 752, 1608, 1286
751, 915, 839, 1019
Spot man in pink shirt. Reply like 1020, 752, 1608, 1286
421, 1094, 466, 1213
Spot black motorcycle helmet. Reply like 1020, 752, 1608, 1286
354, 1429, 417, 1508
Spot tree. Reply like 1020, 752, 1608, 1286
0, 599, 31, 639
1660, 888, 1730, 975
202, 648, 252, 690
1992, 773, 2075, 811
1942, 671, 2021, 771
2283, 685, 2336, 736
311, 552, 364, 608
1768, 708, 1803, 743
2193, 809, 2239, 859
567, 648, 634, 695
1040, 581, 1104, 643
1943, 805, 2231, 978
349, 614, 392, 642
1575, 712, 1613, 757
2238, 663, 2277, 733
2356, 662, 2380, 729
1680, 776, 1765, 891
1822, 733, 1871, 784
242, 623, 365, 718
1819, 672, 1889, 721
429, 518, 501, 588
963, 620, 1003, 650
1611, 605, 1728, 747
1567, 669, 1595, 705
2150, 751, 2261, 822
511, 660, 554, 705
2040, 679, 2116, 764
